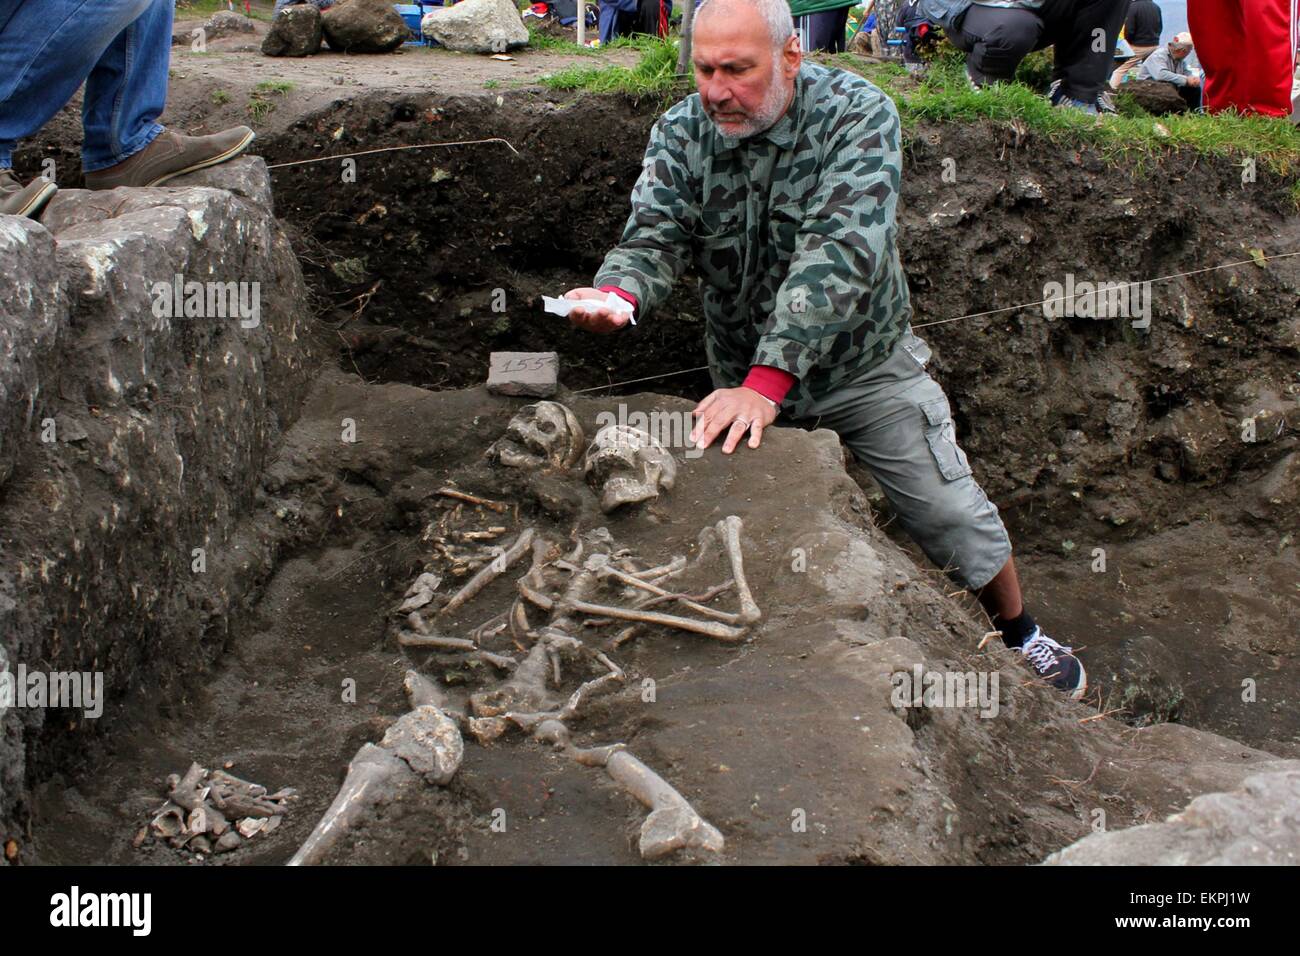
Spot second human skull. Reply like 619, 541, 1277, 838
583, 424, 677, 512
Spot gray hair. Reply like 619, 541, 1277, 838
696, 0, 795, 52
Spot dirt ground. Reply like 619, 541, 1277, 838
173, 11, 642, 133
31, 371, 1297, 866
12, 19, 1300, 865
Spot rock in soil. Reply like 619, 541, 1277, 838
322, 0, 407, 53
263, 4, 324, 57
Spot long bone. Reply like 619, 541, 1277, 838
632, 579, 734, 613
566, 599, 747, 642
588, 554, 741, 624
630, 555, 688, 584
534, 720, 724, 860
517, 573, 747, 642
716, 516, 761, 625
287, 671, 463, 866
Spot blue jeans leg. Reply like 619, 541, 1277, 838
0, 0, 168, 172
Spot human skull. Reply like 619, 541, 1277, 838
583, 425, 677, 513
488, 401, 585, 471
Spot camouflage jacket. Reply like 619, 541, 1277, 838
593, 63, 912, 418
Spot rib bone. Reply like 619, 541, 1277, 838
590, 554, 740, 624
441, 527, 535, 616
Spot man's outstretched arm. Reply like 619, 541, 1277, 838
565, 112, 698, 332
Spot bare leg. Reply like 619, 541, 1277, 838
976, 554, 1023, 622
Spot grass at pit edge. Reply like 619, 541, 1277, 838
536, 36, 1300, 187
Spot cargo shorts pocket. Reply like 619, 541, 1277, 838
920, 397, 973, 482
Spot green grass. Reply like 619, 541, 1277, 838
526, 23, 666, 57
175, 0, 271, 20
254, 79, 296, 95
247, 79, 294, 120
526, 24, 601, 56
540, 36, 688, 99
176, 0, 232, 14
845, 53, 1300, 177
604, 33, 677, 53
211, 89, 231, 105
544, 38, 1299, 182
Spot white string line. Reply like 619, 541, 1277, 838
912, 250, 1300, 329
266, 137, 520, 169
572, 249, 1300, 394
573, 366, 712, 394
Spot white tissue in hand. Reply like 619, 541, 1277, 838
542, 291, 636, 325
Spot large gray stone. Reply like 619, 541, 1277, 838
263, 3, 324, 57
1045, 770, 1300, 865
322, 0, 407, 53
0, 161, 317, 852
169, 155, 276, 214
0, 217, 63, 487
204, 10, 258, 37
421, 0, 529, 53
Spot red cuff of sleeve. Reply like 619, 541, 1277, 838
597, 285, 639, 314
743, 365, 796, 405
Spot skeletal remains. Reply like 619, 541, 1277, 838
288, 671, 462, 866
288, 403, 759, 863
490, 402, 677, 515
140, 763, 297, 857
583, 424, 677, 513
488, 401, 586, 472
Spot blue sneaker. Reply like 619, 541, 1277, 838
1048, 81, 1100, 115
1021, 628, 1087, 699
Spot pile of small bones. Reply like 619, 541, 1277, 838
139, 763, 297, 858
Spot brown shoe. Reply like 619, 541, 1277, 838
83, 126, 256, 190
0, 169, 58, 219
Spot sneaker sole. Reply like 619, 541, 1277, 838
1068, 660, 1088, 701
145, 129, 257, 187
7, 180, 58, 219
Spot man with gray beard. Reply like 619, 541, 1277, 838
561, 0, 1087, 698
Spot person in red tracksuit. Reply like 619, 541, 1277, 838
1189, 0, 1298, 117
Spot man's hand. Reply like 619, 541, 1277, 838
691, 387, 778, 454
1187, 74, 1202, 87
563, 287, 632, 333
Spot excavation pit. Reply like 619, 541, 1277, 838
4, 78, 1299, 867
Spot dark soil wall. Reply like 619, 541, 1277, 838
0, 166, 321, 853
184, 89, 1300, 550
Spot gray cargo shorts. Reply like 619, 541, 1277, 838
785, 331, 1012, 590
